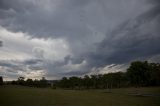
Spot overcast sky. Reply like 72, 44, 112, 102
0, 0, 160, 80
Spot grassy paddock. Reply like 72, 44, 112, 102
0, 85, 160, 106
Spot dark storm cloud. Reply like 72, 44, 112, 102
0, 61, 16, 68
0, 0, 148, 40
0, 41, 2, 47
85, 5, 160, 67
23, 59, 43, 65
0, 0, 160, 77
0, 0, 91, 38
0, 59, 44, 73
149, 0, 160, 4
0, 60, 24, 73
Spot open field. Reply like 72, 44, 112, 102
0, 85, 160, 106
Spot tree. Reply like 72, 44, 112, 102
126, 61, 150, 87
83, 75, 91, 89
17, 77, 25, 85
0, 76, 3, 85
59, 77, 69, 88
39, 77, 48, 87
90, 75, 97, 88
26, 79, 33, 86
69, 76, 80, 89
149, 63, 160, 86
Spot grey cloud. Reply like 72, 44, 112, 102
0, 61, 17, 68
0, 0, 160, 78
62, 70, 88, 77
149, 0, 160, 5
148, 54, 160, 63
85, 5, 160, 67
23, 59, 43, 65
0, 0, 150, 39
28, 65, 43, 70
0, 59, 44, 73
0, 60, 23, 74
0, 41, 2, 47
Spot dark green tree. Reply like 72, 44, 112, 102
59, 77, 69, 88
83, 75, 91, 89
126, 61, 150, 87
69, 76, 81, 89
0, 76, 3, 85
26, 79, 33, 86
149, 63, 160, 86
17, 77, 25, 85
39, 77, 48, 87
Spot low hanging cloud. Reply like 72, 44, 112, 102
0, 0, 160, 80
0, 26, 71, 80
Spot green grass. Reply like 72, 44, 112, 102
0, 85, 160, 106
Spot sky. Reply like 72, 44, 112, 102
0, 0, 160, 81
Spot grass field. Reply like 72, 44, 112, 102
0, 85, 160, 106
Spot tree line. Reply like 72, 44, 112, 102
55, 61, 160, 89
1, 61, 160, 89
0, 76, 3, 85
11, 77, 48, 88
